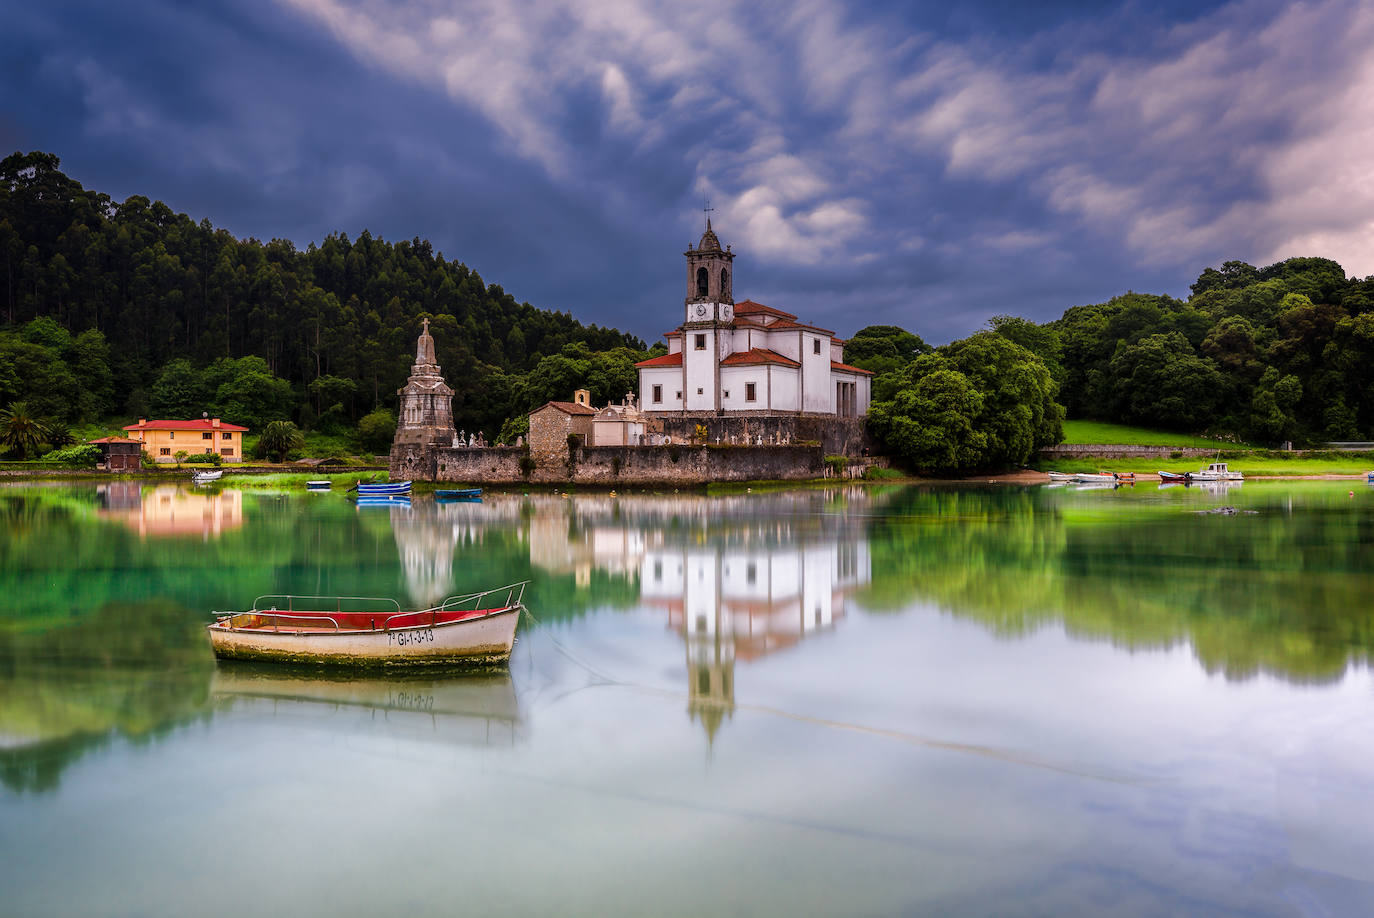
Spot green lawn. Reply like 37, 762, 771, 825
1037, 454, 1373, 477
1059, 420, 1249, 448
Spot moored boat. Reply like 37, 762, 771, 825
354, 480, 412, 496
435, 487, 482, 500
1073, 473, 1118, 483
1158, 471, 1187, 482
306, 480, 332, 491
1187, 462, 1243, 482
191, 469, 223, 483
1047, 472, 1077, 482
206, 582, 528, 667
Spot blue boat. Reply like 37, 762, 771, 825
354, 480, 412, 496
435, 488, 482, 501
355, 495, 411, 508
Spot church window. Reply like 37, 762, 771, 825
675, 391, 682, 400
745, 382, 756, 402
697, 388, 703, 395
813, 338, 821, 355
652, 384, 662, 404
720, 268, 729, 294
694, 334, 706, 350
696, 267, 708, 298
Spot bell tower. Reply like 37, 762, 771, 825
684, 209, 735, 323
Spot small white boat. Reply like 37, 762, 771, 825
207, 582, 528, 667
306, 480, 332, 491
1047, 472, 1077, 482
1073, 473, 1118, 483
1187, 462, 1243, 482
191, 470, 223, 483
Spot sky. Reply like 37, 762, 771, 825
3, 0, 1372, 345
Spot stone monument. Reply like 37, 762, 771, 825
393, 318, 456, 450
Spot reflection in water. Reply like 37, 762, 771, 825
97, 483, 243, 539
210, 664, 522, 747
525, 490, 873, 741
0, 599, 213, 793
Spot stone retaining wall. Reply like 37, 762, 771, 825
390, 443, 823, 484
651, 414, 871, 456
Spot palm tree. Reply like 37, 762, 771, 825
0, 402, 51, 460
257, 420, 304, 463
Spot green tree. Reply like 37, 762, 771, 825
256, 420, 304, 462
357, 409, 396, 454
0, 401, 51, 459
869, 332, 1063, 473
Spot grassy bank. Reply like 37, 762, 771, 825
1037, 453, 1373, 477
1059, 420, 1250, 448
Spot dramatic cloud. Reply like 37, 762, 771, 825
3, 0, 1371, 343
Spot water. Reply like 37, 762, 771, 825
2, 480, 1373, 916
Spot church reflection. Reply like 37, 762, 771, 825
526, 490, 873, 743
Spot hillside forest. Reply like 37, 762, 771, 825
0, 152, 657, 457
4, 150, 1374, 468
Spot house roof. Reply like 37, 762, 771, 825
533, 400, 596, 416
733, 300, 796, 320
123, 419, 249, 432
720, 348, 801, 369
88, 436, 140, 444
635, 352, 683, 368
831, 360, 875, 376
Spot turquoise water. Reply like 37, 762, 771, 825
2, 480, 1372, 916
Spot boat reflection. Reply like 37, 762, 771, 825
209, 664, 522, 747
97, 482, 242, 539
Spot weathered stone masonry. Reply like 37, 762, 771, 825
391, 443, 824, 485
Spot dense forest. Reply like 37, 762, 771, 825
850, 257, 1374, 471
0, 151, 655, 456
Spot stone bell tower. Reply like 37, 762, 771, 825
393, 317, 456, 449
684, 216, 735, 317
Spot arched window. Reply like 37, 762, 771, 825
720, 269, 729, 297
696, 267, 709, 298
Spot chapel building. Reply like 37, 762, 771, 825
635, 221, 872, 418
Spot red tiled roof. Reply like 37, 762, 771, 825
733, 300, 797, 320
720, 348, 801, 369
831, 360, 874, 376
635, 352, 683, 368
663, 330, 681, 337
534, 400, 596, 416
123, 419, 249, 432
728, 317, 771, 330
764, 318, 837, 335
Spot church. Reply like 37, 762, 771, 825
635, 220, 872, 418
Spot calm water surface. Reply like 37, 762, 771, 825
2, 480, 1373, 917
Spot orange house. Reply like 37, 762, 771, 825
123, 418, 249, 463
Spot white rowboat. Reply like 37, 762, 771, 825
207, 582, 528, 667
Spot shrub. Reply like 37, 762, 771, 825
39, 443, 101, 467
518, 454, 536, 477
824, 455, 849, 474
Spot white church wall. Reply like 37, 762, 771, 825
719, 367, 770, 413
769, 367, 800, 411
831, 341, 845, 362
684, 328, 717, 411
640, 367, 684, 411
767, 330, 801, 361
668, 337, 682, 354
801, 333, 832, 413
